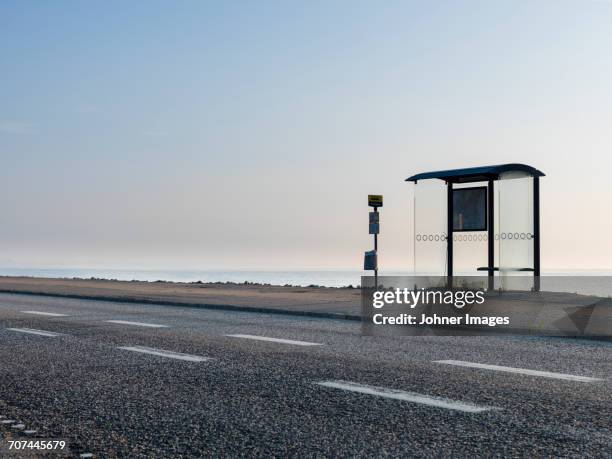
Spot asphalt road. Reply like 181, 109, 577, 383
0, 292, 610, 458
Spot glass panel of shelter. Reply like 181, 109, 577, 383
413, 180, 446, 275
451, 181, 489, 275
497, 172, 535, 290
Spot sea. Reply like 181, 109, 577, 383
0, 268, 385, 288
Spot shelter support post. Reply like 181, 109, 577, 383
533, 176, 540, 291
446, 181, 453, 287
488, 180, 495, 290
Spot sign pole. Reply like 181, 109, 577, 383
374, 207, 378, 288
366, 195, 383, 289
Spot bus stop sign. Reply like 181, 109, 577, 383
368, 195, 383, 208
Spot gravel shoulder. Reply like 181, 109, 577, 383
0, 276, 362, 319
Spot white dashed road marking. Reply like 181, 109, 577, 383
105, 320, 168, 328
316, 380, 498, 413
21, 310, 68, 317
225, 334, 322, 346
7, 328, 64, 337
119, 346, 211, 362
434, 360, 603, 382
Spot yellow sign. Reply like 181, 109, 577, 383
368, 195, 383, 207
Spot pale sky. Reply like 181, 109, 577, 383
1, 0, 611, 271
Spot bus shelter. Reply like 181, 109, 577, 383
406, 164, 544, 289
